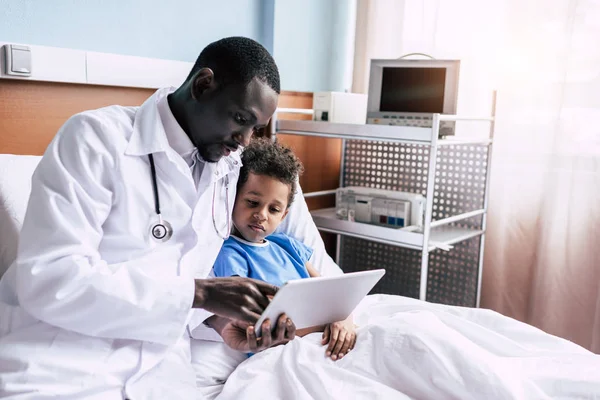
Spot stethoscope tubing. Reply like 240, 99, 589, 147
148, 154, 162, 215
148, 153, 231, 242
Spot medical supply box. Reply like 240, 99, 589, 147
312, 92, 368, 125
335, 187, 425, 229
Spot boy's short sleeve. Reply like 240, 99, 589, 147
269, 234, 313, 265
290, 237, 313, 265
213, 245, 249, 278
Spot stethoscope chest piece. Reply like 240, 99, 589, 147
146, 152, 231, 244
150, 215, 173, 243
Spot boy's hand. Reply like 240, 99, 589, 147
322, 317, 357, 360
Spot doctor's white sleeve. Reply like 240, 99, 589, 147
187, 269, 224, 342
275, 180, 343, 277
15, 114, 192, 346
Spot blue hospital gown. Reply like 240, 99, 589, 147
213, 233, 313, 286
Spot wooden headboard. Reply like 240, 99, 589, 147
0, 81, 341, 199
272, 92, 342, 211
0, 80, 154, 155
0, 81, 342, 197
270, 92, 341, 256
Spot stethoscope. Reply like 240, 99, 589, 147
148, 154, 231, 243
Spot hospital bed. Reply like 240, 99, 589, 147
2, 150, 600, 400
1, 82, 599, 399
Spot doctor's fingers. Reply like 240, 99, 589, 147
274, 314, 287, 343
246, 278, 278, 298
273, 314, 295, 342
241, 292, 270, 314
256, 319, 273, 351
284, 317, 296, 340
229, 294, 269, 323
245, 324, 259, 352
246, 319, 272, 353
240, 279, 277, 309
237, 304, 263, 324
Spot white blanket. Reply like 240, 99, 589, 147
196, 294, 600, 400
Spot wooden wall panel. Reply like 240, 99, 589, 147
0, 80, 154, 155
273, 91, 342, 210
272, 91, 341, 259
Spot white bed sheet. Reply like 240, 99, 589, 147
193, 294, 600, 400
0, 154, 41, 276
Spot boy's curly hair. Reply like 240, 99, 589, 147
238, 138, 304, 207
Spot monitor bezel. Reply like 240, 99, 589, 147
366, 59, 461, 117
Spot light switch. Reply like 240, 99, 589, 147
3, 44, 32, 77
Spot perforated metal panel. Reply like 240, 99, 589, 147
343, 141, 430, 195
339, 140, 490, 306
426, 236, 481, 307
433, 145, 489, 229
339, 237, 421, 299
339, 235, 481, 306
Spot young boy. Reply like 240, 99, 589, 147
213, 138, 356, 361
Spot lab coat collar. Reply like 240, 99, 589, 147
156, 89, 195, 158
126, 88, 172, 156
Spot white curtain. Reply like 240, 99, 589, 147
352, 0, 600, 353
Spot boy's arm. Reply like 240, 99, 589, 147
276, 181, 343, 277
306, 261, 320, 278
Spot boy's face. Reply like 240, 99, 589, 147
232, 172, 290, 243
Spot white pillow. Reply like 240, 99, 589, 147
0, 154, 41, 277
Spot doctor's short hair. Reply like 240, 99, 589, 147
238, 138, 304, 207
187, 36, 280, 94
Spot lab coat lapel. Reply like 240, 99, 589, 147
126, 89, 196, 209
183, 154, 240, 279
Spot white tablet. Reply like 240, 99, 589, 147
254, 269, 385, 336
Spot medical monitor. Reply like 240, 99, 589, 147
366, 59, 460, 136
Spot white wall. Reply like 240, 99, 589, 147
273, 0, 357, 93
0, 0, 264, 62
398, 0, 504, 118
0, 0, 357, 93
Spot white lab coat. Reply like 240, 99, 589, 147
0, 88, 341, 399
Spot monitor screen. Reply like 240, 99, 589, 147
379, 67, 446, 113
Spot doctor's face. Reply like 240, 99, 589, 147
232, 172, 290, 243
187, 74, 278, 163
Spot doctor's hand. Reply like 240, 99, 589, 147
207, 313, 296, 353
193, 277, 278, 323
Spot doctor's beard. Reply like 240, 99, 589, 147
197, 141, 240, 163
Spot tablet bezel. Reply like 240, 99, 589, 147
254, 269, 385, 337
